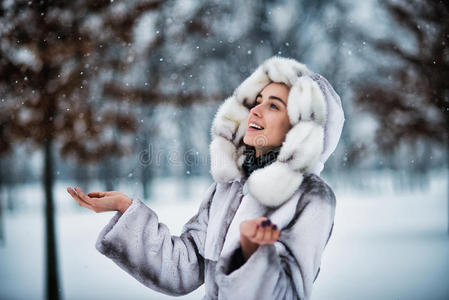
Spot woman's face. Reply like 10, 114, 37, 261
243, 82, 291, 157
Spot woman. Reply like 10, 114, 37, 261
67, 56, 345, 300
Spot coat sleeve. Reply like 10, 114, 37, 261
215, 186, 336, 300
95, 183, 217, 296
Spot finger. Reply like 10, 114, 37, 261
67, 187, 84, 202
87, 192, 104, 198
67, 188, 95, 210
88, 191, 116, 197
275, 228, 281, 241
261, 222, 273, 244
75, 187, 93, 204
253, 223, 265, 242
68, 187, 88, 204
240, 221, 258, 238
249, 224, 260, 238
270, 224, 279, 242
258, 219, 277, 244
253, 218, 269, 242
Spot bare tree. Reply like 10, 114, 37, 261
0, 1, 163, 298
354, 0, 449, 232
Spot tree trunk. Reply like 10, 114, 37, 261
0, 159, 4, 246
75, 164, 89, 193
140, 107, 155, 201
141, 164, 152, 200
5, 158, 16, 212
443, 115, 449, 235
100, 157, 115, 191
44, 138, 62, 300
179, 105, 193, 198
141, 144, 152, 201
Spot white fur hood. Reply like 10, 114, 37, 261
209, 56, 345, 207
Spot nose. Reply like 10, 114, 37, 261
250, 103, 263, 118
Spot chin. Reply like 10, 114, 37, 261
243, 135, 253, 146
244, 133, 271, 148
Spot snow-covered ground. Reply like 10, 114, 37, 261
0, 174, 448, 300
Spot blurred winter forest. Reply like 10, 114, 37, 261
1, 0, 448, 300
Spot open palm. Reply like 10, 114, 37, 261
67, 187, 132, 213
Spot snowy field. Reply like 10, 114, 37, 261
0, 174, 448, 300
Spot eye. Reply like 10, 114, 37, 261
253, 97, 262, 107
270, 103, 279, 110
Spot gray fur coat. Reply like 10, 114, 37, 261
96, 174, 335, 300
96, 56, 344, 299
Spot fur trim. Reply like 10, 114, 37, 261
247, 161, 304, 207
278, 121, 324, 172
211, 96, 249, 144
234, 57, 314, 109
210, 137, 242, 183
288, 76, 327, 126
209, 56, 344, 207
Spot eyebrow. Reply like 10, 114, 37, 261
256, 93, 287, 107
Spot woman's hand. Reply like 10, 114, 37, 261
239, 217, 281, 261
67, 187, 132, 214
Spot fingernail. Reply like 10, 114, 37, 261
272, 224, 277, 230
266, 219, 271, 225
261, 221, 267, 227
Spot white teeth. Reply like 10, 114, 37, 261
249, 123, 263, 130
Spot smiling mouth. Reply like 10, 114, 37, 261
249, 122, 264, 130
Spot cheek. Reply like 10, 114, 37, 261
276, 116, 291, 137
277, 124, 290, 142
282, 120, 291, 136
268, 119, 290, 145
